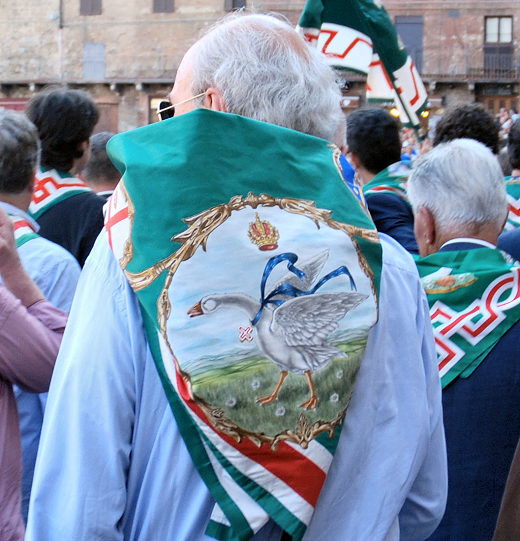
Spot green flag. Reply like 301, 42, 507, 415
297, 0, 428, 127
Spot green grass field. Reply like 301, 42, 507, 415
191, 338, 367, 437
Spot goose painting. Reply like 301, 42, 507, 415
188, 250, 368, 410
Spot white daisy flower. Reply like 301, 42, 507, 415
275, 407, 286, 417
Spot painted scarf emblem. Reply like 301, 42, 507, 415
188, 248, 367, 410
152, 194, 379, 447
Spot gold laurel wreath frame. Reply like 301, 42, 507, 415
120, 189, 380, 450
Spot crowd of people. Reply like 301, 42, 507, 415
1, 10, 520, 541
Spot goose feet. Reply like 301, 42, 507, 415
299, 370, 318, 410
256, 370, 320, 410
256, 393, 278, 405
299, 395, 318, 410
256, 371, 288, 406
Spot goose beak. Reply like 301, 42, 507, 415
188, 301, 204, 317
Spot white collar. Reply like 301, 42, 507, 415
0, 202, 40, 232
440, 237, 496, 250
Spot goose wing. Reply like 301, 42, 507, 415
271, 292, 368, 346
267, 250, 329, 298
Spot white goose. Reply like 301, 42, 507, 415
187, 251, 367, 410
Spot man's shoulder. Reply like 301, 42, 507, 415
379, 233, 418, 274
56, 190, 106, 212
18, 236, 81, 310
20, 235, 80, 266
498, 228, 520, 262
36, 190, 105, 228
81, 230, 131, 291
365, 191, 413, 220
18, 236, 81, 286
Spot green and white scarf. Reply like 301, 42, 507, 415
416, 247, 520, 388
362, 162, 411, 201
9, 212, 39, 247
106, 109, 383, 541
29, 167, 92, 220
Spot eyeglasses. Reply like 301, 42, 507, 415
156, 92, 206, 121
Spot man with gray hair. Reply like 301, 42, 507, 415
27, 13, 446, 541
0, 109, 80, 526
407, 138, 520, 541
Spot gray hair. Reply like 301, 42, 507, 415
407, 138, 508, 230
190, 13, 343, 142
0, 108, 40, 194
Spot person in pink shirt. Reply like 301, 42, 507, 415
0, 206, 67, 541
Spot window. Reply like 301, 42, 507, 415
83, 43, 105, 80
154, 0, 173, 13
394, 16, 423, 73
224, 0, 246, 11
484, 16, 514, 76
485, 17, 512, 44
80, 0, 101, 16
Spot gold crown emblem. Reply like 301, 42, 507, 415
248, 213, 279, 251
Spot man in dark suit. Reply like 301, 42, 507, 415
346, 107, 418, 254
408, 138, 520, 541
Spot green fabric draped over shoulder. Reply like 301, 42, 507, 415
106, 109, 383, 541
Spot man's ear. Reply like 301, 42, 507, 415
415, 205, 437, 256
499, 213, 508, 236
29, 166, 38, 196
77, 140, 89, 157
203, 88, 227, 113
348, 152, 362, 171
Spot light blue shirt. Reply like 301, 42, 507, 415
0, 202, 81, 523
26, 231, 446, 541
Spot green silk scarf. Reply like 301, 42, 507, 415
106, 109, 383, 541
416, 247, 520, 388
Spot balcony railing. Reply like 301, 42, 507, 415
338, 50, 519, 87
420, 49, 519, 82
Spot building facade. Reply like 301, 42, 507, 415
0, 0, 518, 133
0, 0, 306, 132
385, 0, 519, 117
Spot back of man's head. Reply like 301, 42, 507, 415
0, 108, 40, 195
346, 107, 401, 174
82, 131, 120, 190
189, 13, 343, 142
433, 103, 500, 155
25, 87, 99, 172
507, 120, 520, 171
408, 138, 507, 232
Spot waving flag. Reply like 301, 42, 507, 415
297, 0, 428, 127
